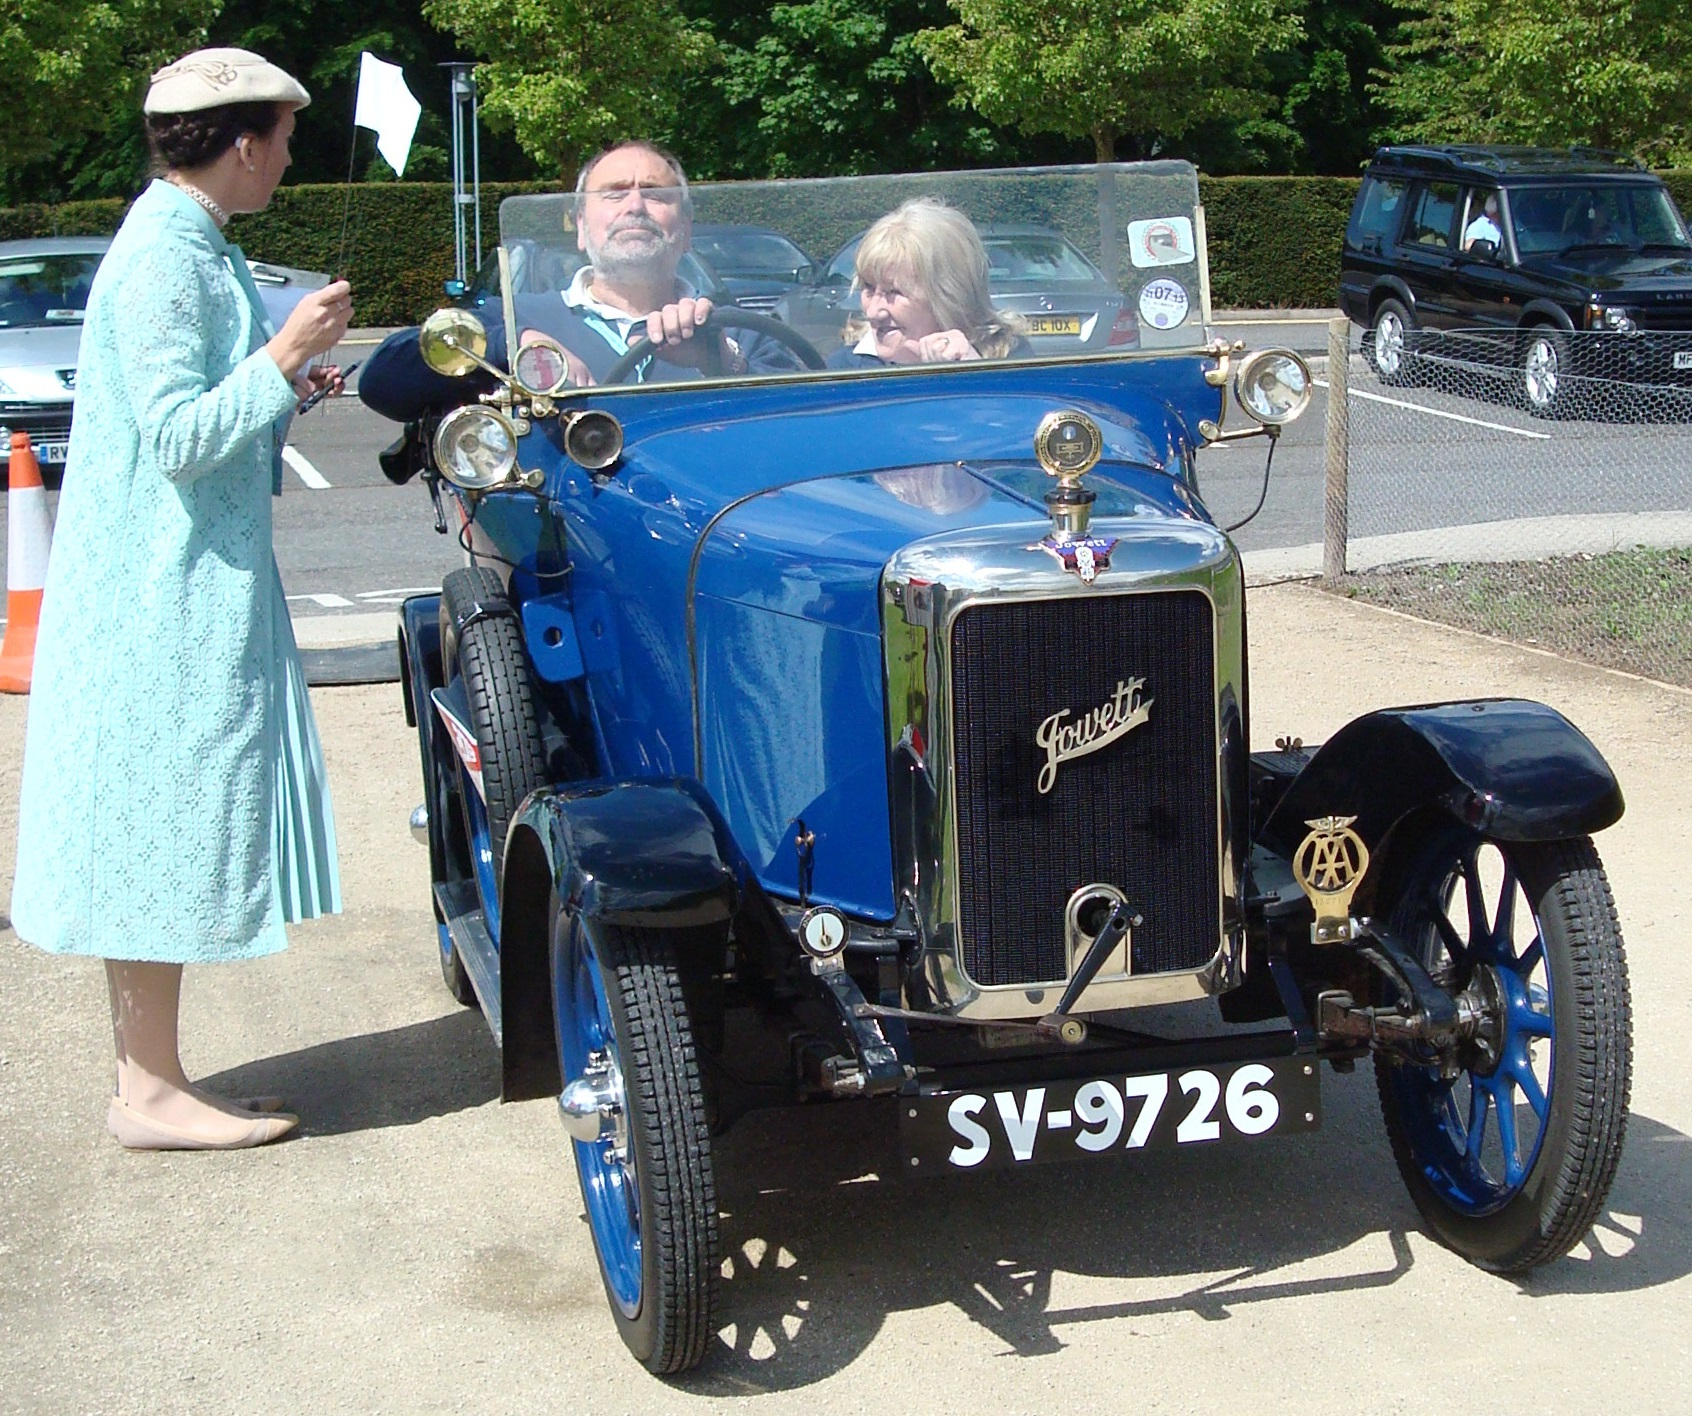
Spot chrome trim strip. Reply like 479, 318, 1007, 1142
882, 516, 1246, 1021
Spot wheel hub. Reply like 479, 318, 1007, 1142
1452, 965, 1507, 1078
558, 1047, 628, 1158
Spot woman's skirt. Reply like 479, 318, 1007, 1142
269, 561, 342, 923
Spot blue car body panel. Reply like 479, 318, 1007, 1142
470, 358, 1219, 915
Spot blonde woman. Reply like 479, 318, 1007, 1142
830, 198, 1028, 367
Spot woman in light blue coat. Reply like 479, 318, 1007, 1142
10, 49, 354, 1150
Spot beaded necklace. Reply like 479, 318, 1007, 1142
168, 175, 228, 228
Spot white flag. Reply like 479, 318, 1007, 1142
354, 52, 421, 178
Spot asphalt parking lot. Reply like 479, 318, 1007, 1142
3, 583, 1689, 1415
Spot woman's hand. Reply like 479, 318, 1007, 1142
266, 280, 353, 382
292, 364, 344, 403
915, 328, 982, 363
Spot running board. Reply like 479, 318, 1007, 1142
434, 880, 503, 1045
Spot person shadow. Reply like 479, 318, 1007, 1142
199, 1008, 499, 1134
673, 1071, 1692, 1394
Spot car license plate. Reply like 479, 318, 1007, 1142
1026, 314, 1083, 337
901, 1054, 1320, 1172
1673, 351, 1692, 371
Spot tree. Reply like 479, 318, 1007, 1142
422, 0, 716, 178
674, 0, 1072, 179
210, 0, 519, 184
1378, 0, 1692, 163
913, 0, 1303, 163
0, 0, 218, 198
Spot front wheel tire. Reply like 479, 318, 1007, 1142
1521, 328, 1572, 417
1375, 827, 1631, 1272
1368, 298, 1417, 386
553, 915, 720, 1373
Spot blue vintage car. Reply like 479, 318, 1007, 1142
373, 162, 1632, 1374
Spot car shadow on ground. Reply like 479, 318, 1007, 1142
199, 1007, 499, 1135
673, 1076, 1692, 1394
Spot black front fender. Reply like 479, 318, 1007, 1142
513, 777, 745, 928
1258, 698, 1624, 860
496, 778, 747, 1102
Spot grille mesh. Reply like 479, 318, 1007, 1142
950, 591, 1220, 986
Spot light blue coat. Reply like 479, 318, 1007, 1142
11, 180, 334, 962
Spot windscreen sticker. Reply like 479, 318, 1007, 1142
1137, 278, 1191, 330
1127, 217, 1196, 268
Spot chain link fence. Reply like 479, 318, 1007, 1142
1314, 319, 1692, 686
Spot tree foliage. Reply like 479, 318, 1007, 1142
422, 0, 717, 178
1378, 0, 1692, 164
914, 0, 1303, 162
0, 0, 217, 198
674, 0, 1071, 178
209, 0, 511, 184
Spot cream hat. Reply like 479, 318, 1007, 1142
144, 47, 311, 114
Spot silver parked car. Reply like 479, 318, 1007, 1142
0, 236, 328, 477
774, 223, 1140, 355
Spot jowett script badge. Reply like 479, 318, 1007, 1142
1035, 677, 1153, 793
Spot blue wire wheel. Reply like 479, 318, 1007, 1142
551, 914, 719, 1372
1376, 825, 1631, 1270
554, 919, 643, 1314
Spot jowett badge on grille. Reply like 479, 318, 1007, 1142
1035, 677, 1152, 793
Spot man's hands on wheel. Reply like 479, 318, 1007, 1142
642, 297, 733, 369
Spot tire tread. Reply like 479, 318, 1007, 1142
599, 925, 720, 1373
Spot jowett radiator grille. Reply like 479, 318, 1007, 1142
950, 591, 1220, 987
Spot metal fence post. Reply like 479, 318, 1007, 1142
1324, 316, 1350, 584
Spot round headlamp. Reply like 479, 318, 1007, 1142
1234, 349, 1313, 425
432, 405, 519, 491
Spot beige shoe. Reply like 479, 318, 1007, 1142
227, 1096, 289, 1114
107, 1097, 298, 1151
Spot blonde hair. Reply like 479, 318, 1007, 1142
845, 198, 1025, 360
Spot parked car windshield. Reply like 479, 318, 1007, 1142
0, 253, 101, 328
1507, 182, 1692, 256
496, 162, 1207, 386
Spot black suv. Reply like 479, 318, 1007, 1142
1340, 145, 1692, 413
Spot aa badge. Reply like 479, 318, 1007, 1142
1292, 814, 1370, 944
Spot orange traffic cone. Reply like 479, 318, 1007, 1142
0, 431, 52, 693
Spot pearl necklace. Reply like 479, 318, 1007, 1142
169, 176, 228, 228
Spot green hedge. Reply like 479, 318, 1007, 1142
7, 171, 1692, 324
1199, 175, 1360, 308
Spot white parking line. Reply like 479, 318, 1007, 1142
282, 445, 332, 488
1312, 378, 1552, 439
287, 592, 356, 609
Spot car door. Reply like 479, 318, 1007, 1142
1397, 180, 1463, 329
1449, 186, 1519, 339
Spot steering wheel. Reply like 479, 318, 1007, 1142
602, 306, 826, 383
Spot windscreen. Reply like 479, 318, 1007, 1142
496, 162, 1207, 387
0, 253, 102, 328
1508, 183, 1692, 256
